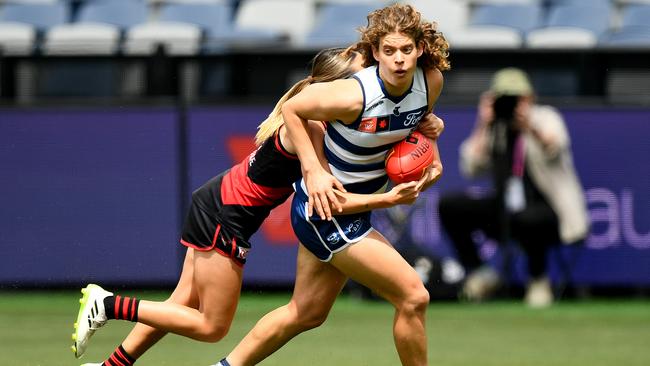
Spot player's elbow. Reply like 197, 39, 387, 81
281, 99, 299, 122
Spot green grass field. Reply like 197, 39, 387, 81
1, 290, 649, 366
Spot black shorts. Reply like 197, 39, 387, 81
180, 197, 249, 267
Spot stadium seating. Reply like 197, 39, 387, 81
451, 3, 542, 48
599, 4, 650, 47
126, 2, 231, 55
4, 0, 646, 55
472, 3, 542, 33
303, 1, 386, 48
543, 0, 612, 8
145, 0, 234, 20
234, 0, 316, 46
316, 0, 379, 3
405, 0, 469, 40
526, 3, 612, 48
0, 1, 67, 55
147, 0, 230, 4
0, 0, 61, 3
619, 0, 650, 3
464, 0, 538, 4
44, 0, 148, 55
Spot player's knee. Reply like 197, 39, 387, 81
296, 308, 329, 330
399, 284, 430, 315
289, 300, 330, 331
200, 323, 230, 343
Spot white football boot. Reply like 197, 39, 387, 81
72, 284, 113, 358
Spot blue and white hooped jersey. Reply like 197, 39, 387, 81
320, 65, 429, 194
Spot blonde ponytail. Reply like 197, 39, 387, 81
255, 78, 312, 146
254, 47, 360, 146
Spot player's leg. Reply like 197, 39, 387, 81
83, 248, 199, 365
129, 248, 200, 357
223, 244, 346, 366
76, 249, 242, 347
134, 249, 243, 341
330, 230, 430, 366
75, 199, 244, 344
73, 248, 198, 359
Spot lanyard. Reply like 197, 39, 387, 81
512, 135, 525, 177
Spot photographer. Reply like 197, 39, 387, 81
438, 68, 589, 307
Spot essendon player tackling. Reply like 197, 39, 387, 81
180, 130, 303, 266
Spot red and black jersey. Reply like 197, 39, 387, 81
190, 130, 302, 248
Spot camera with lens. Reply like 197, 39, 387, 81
492, 95, 519, 125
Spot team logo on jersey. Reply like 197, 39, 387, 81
358, 116, 390, 133
393, 106, 401, 116
326, 232, 340, 244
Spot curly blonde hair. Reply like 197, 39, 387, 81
354, 3, 450, 72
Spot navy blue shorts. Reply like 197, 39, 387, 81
291, 183, 374, 262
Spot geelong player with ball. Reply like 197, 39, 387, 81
215, 4, 449, 366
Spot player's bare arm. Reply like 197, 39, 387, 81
281, 79, 363, 220
416, 68, 445, 191
331, 181, 419, 215
417, 113, 445, 140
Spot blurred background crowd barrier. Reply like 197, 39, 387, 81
1, 0, 649, 294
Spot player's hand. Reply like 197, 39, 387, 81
417, 113, 445, 140
415, 160, 443, 192
304, 167, 346, 220
387, 181, 419, 206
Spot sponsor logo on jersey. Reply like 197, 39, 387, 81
366, 100, 384, 112
248, 145, 262, 166
403, 111, 423, 127
358, 116, 390, 133
358, 118, 376, 133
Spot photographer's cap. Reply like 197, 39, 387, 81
490, 67, 533, 96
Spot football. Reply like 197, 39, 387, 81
385, 131, 435, 184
